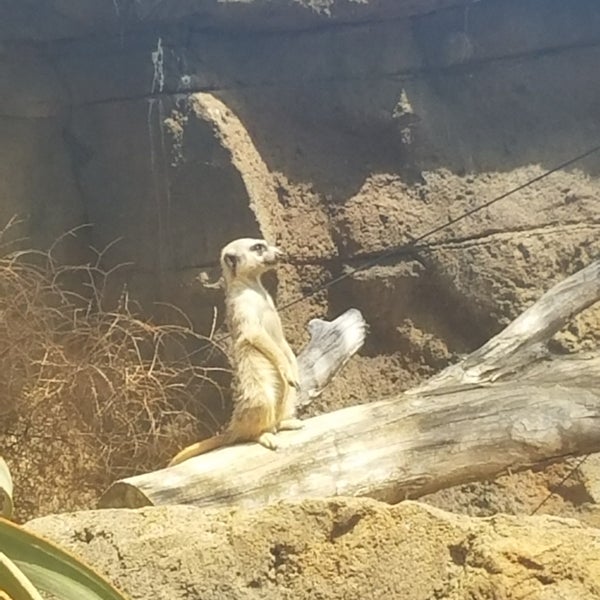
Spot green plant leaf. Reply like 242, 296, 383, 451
0, 457, 13, 519
0, 552, 44, 600
0, 518, 129, 600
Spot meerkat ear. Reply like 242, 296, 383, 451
223, 252, 238, 276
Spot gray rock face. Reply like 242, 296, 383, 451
0, 1, 470, 42
26, 499, 600, 599
1, 0, 598, 358
1, 0, 600, 519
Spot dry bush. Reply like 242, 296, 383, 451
0, 224, 229, 519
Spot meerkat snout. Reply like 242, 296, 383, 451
249, 240, 282, 263
263, 245, 284, 265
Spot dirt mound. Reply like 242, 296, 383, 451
27, 498, 600, 600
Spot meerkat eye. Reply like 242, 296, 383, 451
250, 242, 266, 255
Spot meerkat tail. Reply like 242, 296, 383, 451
168, 434, 231, 467
169, 429, 280, 467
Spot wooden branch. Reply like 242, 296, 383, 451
98, 260, 600, 510
99, 355, 600, 509
296, 308, 368, 408
409, 258, 600, 395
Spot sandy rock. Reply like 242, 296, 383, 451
27, 499, 600, 600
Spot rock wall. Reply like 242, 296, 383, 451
0, 0, 599, 518
1, 0, 598, 352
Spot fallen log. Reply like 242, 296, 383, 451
99, 260, 600, 510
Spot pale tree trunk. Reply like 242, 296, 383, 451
99, 260, 600, 510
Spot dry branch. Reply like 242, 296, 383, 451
99, 260, 600, 510
296, 308, 368, 408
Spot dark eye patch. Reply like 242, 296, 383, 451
250, 243, 266, 254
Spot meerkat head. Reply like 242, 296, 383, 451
220, 238, 283, 284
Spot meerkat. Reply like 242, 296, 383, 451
168, 238, 303, 466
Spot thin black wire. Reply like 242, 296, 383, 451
530, 454, 590, 515
190, 141, 600, 358
279, 141, 600, 311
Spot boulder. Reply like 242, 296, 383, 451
27, 498, 600, 599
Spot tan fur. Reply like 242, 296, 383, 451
168, 238, 302, 467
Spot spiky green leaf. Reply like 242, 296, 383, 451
0, 518, 129, 600
0, 552, 44, 600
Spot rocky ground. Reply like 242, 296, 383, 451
27, 498, 600, 600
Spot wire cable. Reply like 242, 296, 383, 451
530, 454, 590, 515
279, 142, 600, 311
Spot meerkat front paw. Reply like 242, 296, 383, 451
278, 418, 304, 431
280, 367, 301, 391
257, 431, 279, 450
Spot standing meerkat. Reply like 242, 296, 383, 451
168, 238, 303, 466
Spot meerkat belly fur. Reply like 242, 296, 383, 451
168, 238, 302, 466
